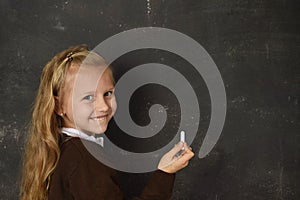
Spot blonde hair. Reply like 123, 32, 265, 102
20, 45, 108, 200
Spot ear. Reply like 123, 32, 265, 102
54, 96, 63, 116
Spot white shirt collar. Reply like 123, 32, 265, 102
61, 127, 104, 147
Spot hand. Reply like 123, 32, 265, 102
158, 142, 194, 174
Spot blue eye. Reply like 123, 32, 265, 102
83, 95, 94, 101
104, 91, 113, 97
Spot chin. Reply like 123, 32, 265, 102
87, 122, 109, 134
80, 126, 107, 135
94, 126, 107, 134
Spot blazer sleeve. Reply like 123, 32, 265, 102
132, 170, 175, 200
68, 163, 175, 200
68, 156, 124, 200
50, 138, 175, 200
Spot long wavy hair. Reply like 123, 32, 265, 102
20, 45, 107, 200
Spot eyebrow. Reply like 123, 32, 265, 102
82, 91, 95, 95
82, 87, 114, 95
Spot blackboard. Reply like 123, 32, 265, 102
0, 0, 299, 199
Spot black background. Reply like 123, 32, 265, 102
0, 0, 299, 199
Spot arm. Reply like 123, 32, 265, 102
49, 138, 125, 200
132, 170, 175, 200
68, 158, 124, 200
133, 142, 194, 200
58, 139, 193, 200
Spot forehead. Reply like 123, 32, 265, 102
68, 65, 113, 93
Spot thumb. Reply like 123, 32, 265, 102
169, 142, 184, 156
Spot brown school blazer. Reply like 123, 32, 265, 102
48, 136, 175, 200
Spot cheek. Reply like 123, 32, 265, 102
73, 102, 93, 119
110, 98, 117, 115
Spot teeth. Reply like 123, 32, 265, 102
94, 116, 106, 121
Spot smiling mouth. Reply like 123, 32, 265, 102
91, 115, 108, 122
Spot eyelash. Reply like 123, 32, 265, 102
82, 90, 114, 101
83, 95, 94, 101
104, 91, 113, 97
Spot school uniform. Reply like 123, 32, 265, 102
48, 136, 175, 200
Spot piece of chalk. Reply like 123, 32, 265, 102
180, 130, 185, 142
174, 131, 186, 158
180, 130, 185, 150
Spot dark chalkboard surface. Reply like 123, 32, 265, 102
0, 0, 299, 199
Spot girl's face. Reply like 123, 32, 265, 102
59, 65, 117, 135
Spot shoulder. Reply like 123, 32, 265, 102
60, 137, 86, 158
56, 137, 86, 176
57, 137, 115, 176
48, 137, 87, 197
49, 137, 120, 199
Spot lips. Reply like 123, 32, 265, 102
90, 114, 108, 122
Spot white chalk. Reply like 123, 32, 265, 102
174, 130, 186, 158
180, 130, 185, 143
180, 130, 185, 150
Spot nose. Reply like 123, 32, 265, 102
94, 96, 110, 113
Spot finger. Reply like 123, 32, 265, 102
180, 143, 192, 154
182, 161, 189, 168
180, 149, 194, 161
169, 142, 184, 156
174, 153, 192, 168
185, 146, 193, 153
183, 142, 191, 150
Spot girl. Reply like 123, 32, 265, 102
20, 45, 194, 200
